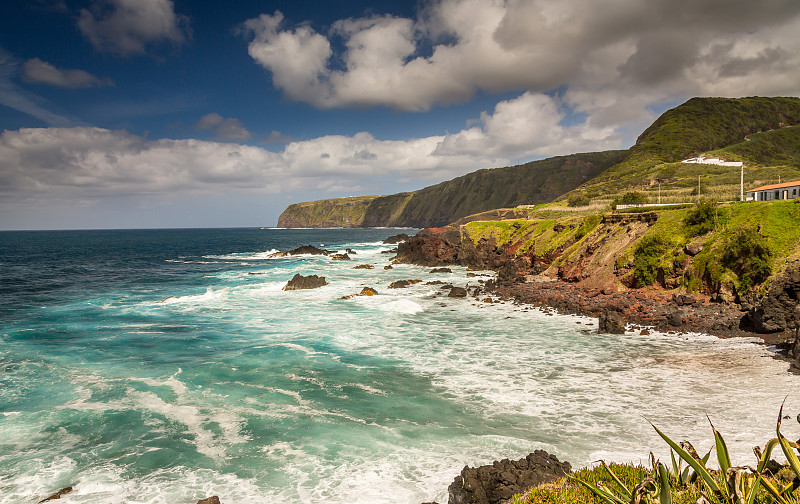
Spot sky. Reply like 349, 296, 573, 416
1, 0, 800, 230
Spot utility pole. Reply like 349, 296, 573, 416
698, 174, 701, 201
740, 164, 744, 201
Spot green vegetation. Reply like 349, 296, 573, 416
278, 151, 625, 228
280, 97, 800, 228
710, 124, 800, 168
567, 193, 591, 207
632, 235, 669, 287
560, 96, 800, 209
514, 404, 800, 504
684, 198, 718, 237
720, 226, 772, 292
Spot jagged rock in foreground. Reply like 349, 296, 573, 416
283, 274, 328, 290
197, 497, 220, 504
447, 450, 571, 504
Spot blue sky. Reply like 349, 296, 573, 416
1, 0, 799, 230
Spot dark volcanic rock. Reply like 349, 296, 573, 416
330, 253, 351, 261
384, 265, 393, 269
270, 245, 330, 257
447, 450, 571, 504
339, 286, 379, 300
430, 267, 453, 273
598, 310, 625, 334
383, 233, 409, 244
283, 274, 328, 290
448, 287, 467, 298
39, 487, 73, 503
394, 228, 460, 266
197, 498, 221, 504
353, 264, 374, 269
389, 279, 422, 288
748, 260, 800, 333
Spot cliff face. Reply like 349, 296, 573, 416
276, 151, 625, 228
277, 196, 384, 228
394, 207, 800, 339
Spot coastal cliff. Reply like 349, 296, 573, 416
394, 200, 800, 346
277, 151, 625, 228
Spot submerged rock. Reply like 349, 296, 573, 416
447, 450, 571, 504
39, 487, 73, 503
447, 287, 467, 298
430, 267, 452, 273
353, 264, 374, 269
598, 310, 625, 334
388, 279, 422, 289
283, 274, 328, 290
339, 287, 379, 300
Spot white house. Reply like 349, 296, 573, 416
746, 180, 800, 201
682, 156, 743, 167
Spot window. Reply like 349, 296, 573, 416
776, 190, 780, 199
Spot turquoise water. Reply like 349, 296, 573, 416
1, 228, 798, 504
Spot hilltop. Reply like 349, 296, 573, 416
278, 96, 800, 228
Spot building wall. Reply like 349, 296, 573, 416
748, 185, 800, 201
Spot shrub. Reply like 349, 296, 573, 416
721, 225, 772, 291
684, 198, 717, 237
632, 235, 668, 287
612, 192, 646, 210
567, 193, 591, 207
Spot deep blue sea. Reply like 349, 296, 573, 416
1, 228, 798, 504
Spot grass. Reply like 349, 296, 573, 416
514, 405, 800, 504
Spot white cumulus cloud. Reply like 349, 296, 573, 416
78, 0, 189, 55
241, 0, 800, 127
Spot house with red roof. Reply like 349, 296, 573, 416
746, 181, 800, 201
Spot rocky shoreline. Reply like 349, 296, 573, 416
390, 228, 800, 371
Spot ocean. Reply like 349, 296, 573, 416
0, 227, 797, 504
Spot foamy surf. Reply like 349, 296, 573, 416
2, 228, 799, 504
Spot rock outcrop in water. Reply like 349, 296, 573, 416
283, 274, 328, 290
269, 245, 331, 257
446, 450, 571, 504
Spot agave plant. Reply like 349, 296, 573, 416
568, 458, 672, 504
569, 402, 800, 504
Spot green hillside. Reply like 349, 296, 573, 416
279, 97, 800, 228
562, 97, 800, 205
277, 150, 625, 227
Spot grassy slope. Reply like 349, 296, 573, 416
459, 199, 800, 295
396, 151, 626, 227
563, 97, 800, 205
278, 97, 800, 227
277, 150, 625, 227
277, 196, 380, 228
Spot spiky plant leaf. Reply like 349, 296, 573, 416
567, 474, 629, 504
601, 460, 633, 501
709, 416, 732, 476
650, 422, 723, 495
657, 463, 672, 504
